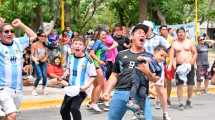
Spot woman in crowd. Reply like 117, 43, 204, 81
88, 30, 108, 112
31, 31, 49, 96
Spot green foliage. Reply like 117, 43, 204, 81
109, 0, 139, 26
0, 0, 214, 33
0, 0, 50, 24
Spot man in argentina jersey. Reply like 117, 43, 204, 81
60, 37, 96, 120
0, 18, 37, 120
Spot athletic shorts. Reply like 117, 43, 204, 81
0, 87, 22, 115
196, 65, 209, 82
175, 64, 195, 86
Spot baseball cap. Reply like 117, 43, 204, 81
131, 24, 149, 34
142, 20, 154, 29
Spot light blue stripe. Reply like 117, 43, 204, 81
11, 65, 18, 89
8, 47, 18, 90
80, 58, 88, 86
0, 44, 5, 86
69, 57, 79, 85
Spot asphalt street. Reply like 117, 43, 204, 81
17, 94, 215, 120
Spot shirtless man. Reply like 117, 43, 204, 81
168, 27, 197, 110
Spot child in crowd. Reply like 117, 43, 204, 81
22, 49, 34, 86
60, 37, 97, 120
127, 45, 171, 120
47, 56, 68, 88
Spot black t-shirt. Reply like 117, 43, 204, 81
112, 35, 129, 52
113, 49, 153, 90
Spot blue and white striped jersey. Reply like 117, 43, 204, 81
67, 54, 97, 86
0, 35, 29, 91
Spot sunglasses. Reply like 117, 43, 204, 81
39, 35, 47, 37
3, 29, 15, 34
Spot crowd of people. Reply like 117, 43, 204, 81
0, 17, 215, 120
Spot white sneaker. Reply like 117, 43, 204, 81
0, 109, 5, 118
32, 90, 38, 96
42, 91, 48, 95
89, 104, 102, 112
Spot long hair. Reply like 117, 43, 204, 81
52, 56, 62, 67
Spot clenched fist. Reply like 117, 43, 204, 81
12, 19, 23, 28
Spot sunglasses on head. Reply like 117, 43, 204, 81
3, 29, 15, 34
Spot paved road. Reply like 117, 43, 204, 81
17, 94, 215, 120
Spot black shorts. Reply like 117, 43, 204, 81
175, 64, 195, 86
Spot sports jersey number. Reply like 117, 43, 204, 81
129, 61, 135, 69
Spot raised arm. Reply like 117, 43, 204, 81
11, 19, 37, 41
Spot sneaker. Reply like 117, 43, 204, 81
203, 89, 209, 95
104, 101, 110, 107
103, 107, 109, 111
127, 100, 141, 112
88, 103, 102, 112
103, 101, 110, 111
163, 113, 171, 120
178, 104, 184, 111
0, 109, 5, 119
196, 91, 201, 96
155, 101, 161, 109
134, 111, 144, 120
32, 90, 38, 96
185, 100, 192, 109
42, 91, 48, 95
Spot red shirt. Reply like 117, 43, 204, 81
47, 64, 64, 78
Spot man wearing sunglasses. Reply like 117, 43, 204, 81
0, 18, 37, 120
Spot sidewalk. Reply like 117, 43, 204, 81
20, 85, 215, 111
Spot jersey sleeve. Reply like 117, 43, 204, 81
17, 34, 30, 50
87, 62, 97, 77
91, 40, 100, 51
159, 36, 170, 49
66, 55, 72, 69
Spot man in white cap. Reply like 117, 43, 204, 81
142, 20, 172, 120
142, 20, 170, 54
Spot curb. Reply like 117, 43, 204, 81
20, 87, 215, 111
20, 99, 62, 111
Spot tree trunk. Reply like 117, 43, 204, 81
139, 0, 148, 22
156, 8, 166, 25
31, 5, 43, 32
64, 2, 71, 27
